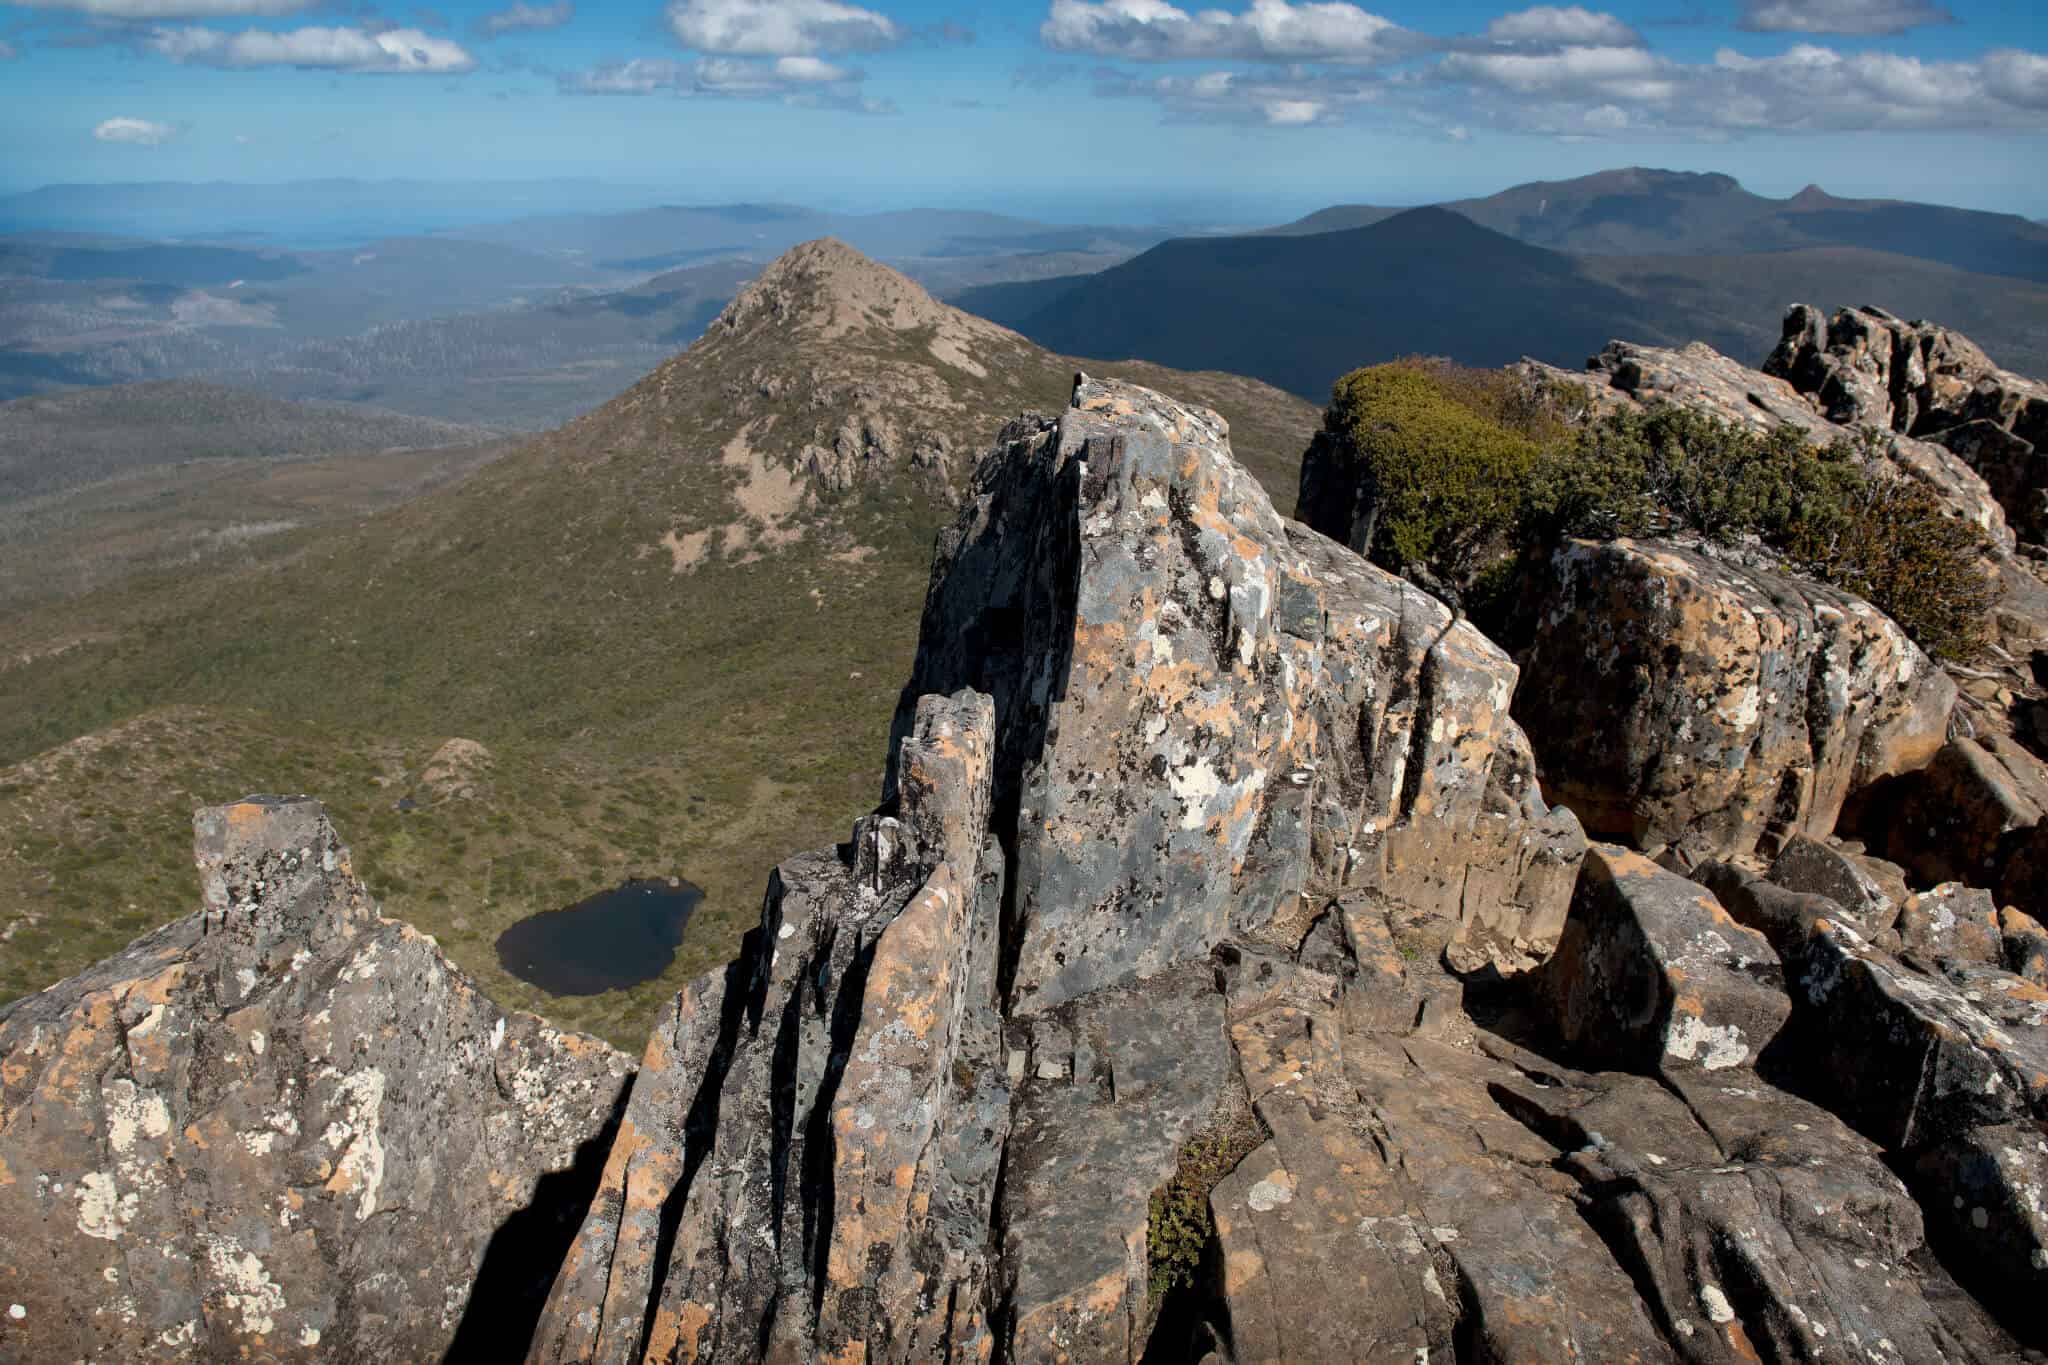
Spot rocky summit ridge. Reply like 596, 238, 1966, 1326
5, 298, 2048, 1362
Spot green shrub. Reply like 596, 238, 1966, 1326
1316, 364, 1994, 663
1317, 365, 1542, 587
1146, 1104, 1267, 1298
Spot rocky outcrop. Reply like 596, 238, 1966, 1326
0, 797, 633, 1364
1539, 335, 2016, 547
1765, 304, 2048, 543
1513, 537, 1954, 862
523, 377, 1600, 1363
1700, 860, 2048, 1336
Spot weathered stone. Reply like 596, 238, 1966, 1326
893, 375, 1585, 1009
0, 797, 632, 1365
1538, 845, 1789, 1077
1489, 1039, 2026, 1364
2001, 906, 2048, 983
1765, 303, 2048, 542
1914, 1122, 2048, 1321
1896, 882, 2005, 969
1767, 833, 1899, 932
999, 964, 1233, 1364
1856, 733, 2048, 889
1516, 537, 1954, 861
1701, 862, 2048, 1152
2004, 824, 2048, 919
528, 690, 1005, 1365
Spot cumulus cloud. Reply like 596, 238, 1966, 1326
1983, 47, 2048, 110
1043, 0, 1416, 65
1094, 64, 1381, 123
148, 23, 476, 71
93, 115, 177, 143
1438, 44, 1676, 100
477, 0, 572, 36
1431, 41, 2048, 136
1737, 0, 1952, 36
560, 51, 889, 107
1481, 5, 1641, 49
664, 0, 899, 56
11, 0, 308, 14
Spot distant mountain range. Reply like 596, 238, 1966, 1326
1262, 168, 2048, 282
958, 172, 2048, 401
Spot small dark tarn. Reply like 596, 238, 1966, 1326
494, 879, 703, 995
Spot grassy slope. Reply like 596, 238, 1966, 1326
0, 267, 1317, 1048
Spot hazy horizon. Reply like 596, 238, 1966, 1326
2, 0, 2044, 223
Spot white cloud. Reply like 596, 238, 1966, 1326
665, 0, 899, 56
1482, 6, 1641, 49
93, 116, 177, 144
1984, 47, 2048, 110
148, 24, 476, 72
478, 0, 572, 36
1438, 41, 2048, 136
10, 0, 309, 12
1043, 0, 1415, 65
561, 52, 888, 107
1262, 97, 1323, 123
1095, 64, 1380, 122
1737, 0, 1952, 36
1439, 44, 1675, 99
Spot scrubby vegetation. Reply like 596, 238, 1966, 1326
1319, 358, 1995, 661
1147, 1102, 1267, 1298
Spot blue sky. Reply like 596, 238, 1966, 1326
2, 0, 2044, 222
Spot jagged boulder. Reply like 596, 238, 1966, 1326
0, 797, 632, 1364
1766, 303, 2048, 542
1536, 845, 1789, 1077
1853, 732, 2048, 895
1514, 537, 1954, 861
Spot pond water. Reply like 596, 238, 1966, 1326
494, 878, 703, 996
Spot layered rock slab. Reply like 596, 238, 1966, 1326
0, 797, 632, 1364
1515, 537, 1954, 862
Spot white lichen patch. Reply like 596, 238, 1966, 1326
75, 1171, 136, 1240
322, 1068, 388, 1221
1699, 1283, 1736, 1324
1246, 1177, 1294, 1212
1665, 1013, 1750, 1070
199, 1233, 286, 1336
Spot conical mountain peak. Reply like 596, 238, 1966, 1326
709, 236, 998, 345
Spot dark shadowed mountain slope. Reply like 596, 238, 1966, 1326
969, 207, 1674, 399
961, 206, 2048, 399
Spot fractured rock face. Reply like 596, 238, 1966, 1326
1766, 303, 2048, 542
1515, 537, 1954, 862
0, 797, 632, 1365
894, 376, 1585, 1008
1853, 732, 2048, 894
526, 377, 1594, 1363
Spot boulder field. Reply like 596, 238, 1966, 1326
3, 357, 2047, 1363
